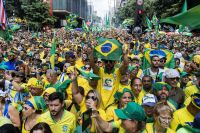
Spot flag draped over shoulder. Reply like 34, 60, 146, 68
142, 49, 175, 70
50, 32, 56, 70
0, 0, 7, 30
94, 38, 123, 61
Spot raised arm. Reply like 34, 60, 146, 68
89, 48, 99, 75
71, 67, 83, 104
120, 48, 129, 75
92, 111, 113, 132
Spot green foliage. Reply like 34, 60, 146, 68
6, 0, 56, 31
115, 0, 136, 24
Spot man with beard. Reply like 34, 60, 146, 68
142, 75, 153, 93
89, 46, 129, 109
164, 69, 185, 109
142, 55, 165, 82
153, 82, 178, 111
37, 92, 76, 133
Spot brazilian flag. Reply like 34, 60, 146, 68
142, 49, 175, 69
94, 38, 123, 61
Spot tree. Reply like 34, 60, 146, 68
115, 0, 136, 25
114, 0, 200, 29
5, 0, 56, 31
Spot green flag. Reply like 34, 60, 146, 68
82, 20, 89, 31
57, 80, 71, 93
50, 31, 56, 70
94, 38, 123, 61
145, 16, 152, 30
179, 0, 188, 33
181, 0, 187, 13
105, 14, 110, 28
160, 5, 200, 30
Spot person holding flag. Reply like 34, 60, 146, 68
89, 38, 129, 109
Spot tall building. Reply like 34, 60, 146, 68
46, 0, 91, 27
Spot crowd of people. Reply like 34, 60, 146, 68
0, 28, 200, 133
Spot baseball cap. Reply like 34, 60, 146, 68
142, 93, 158, 107
115, 102, 146, 121
164, 69, 180, 78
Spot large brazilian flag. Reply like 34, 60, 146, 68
94, 38, 123, 61
142, 49, 175, 70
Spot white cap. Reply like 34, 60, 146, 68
164, 69, 180, 78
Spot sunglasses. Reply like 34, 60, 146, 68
169, 77, 179, 81
86, 95, 97, 101
160, 60, 165, 63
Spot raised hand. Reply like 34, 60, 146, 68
70, 66, 77, 81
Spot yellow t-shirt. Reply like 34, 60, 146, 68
184, 97, 191, 107
37, 110, 76, 133
66, 76, 92, 100
144, 43, 151, 49
97, 67, 121, 109
76, 58, 85, 69
184, 85, 199, 100
105, 104, 118, 122
143, 123, 175, 133
112, 120, 125, 133
119, 81, 131, 90
134, 89, 146, 105
22, 120, 30, 133
170, 107, 194, 131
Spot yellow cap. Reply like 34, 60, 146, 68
193, 55, 200, 65
27, 78, 43, 89
43, 87, 56, 95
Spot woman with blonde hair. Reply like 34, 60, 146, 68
143, 102, 175, 133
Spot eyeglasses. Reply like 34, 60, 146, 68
86, 95, 97, 101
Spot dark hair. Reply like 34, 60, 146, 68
0, 124, 19, 133
131, 77, 142, 87
30, 122, 52, 133
150, 55, 159, 61
142, 75, 153, 83
48, 92, 64, 103
174, 58, 180, 62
